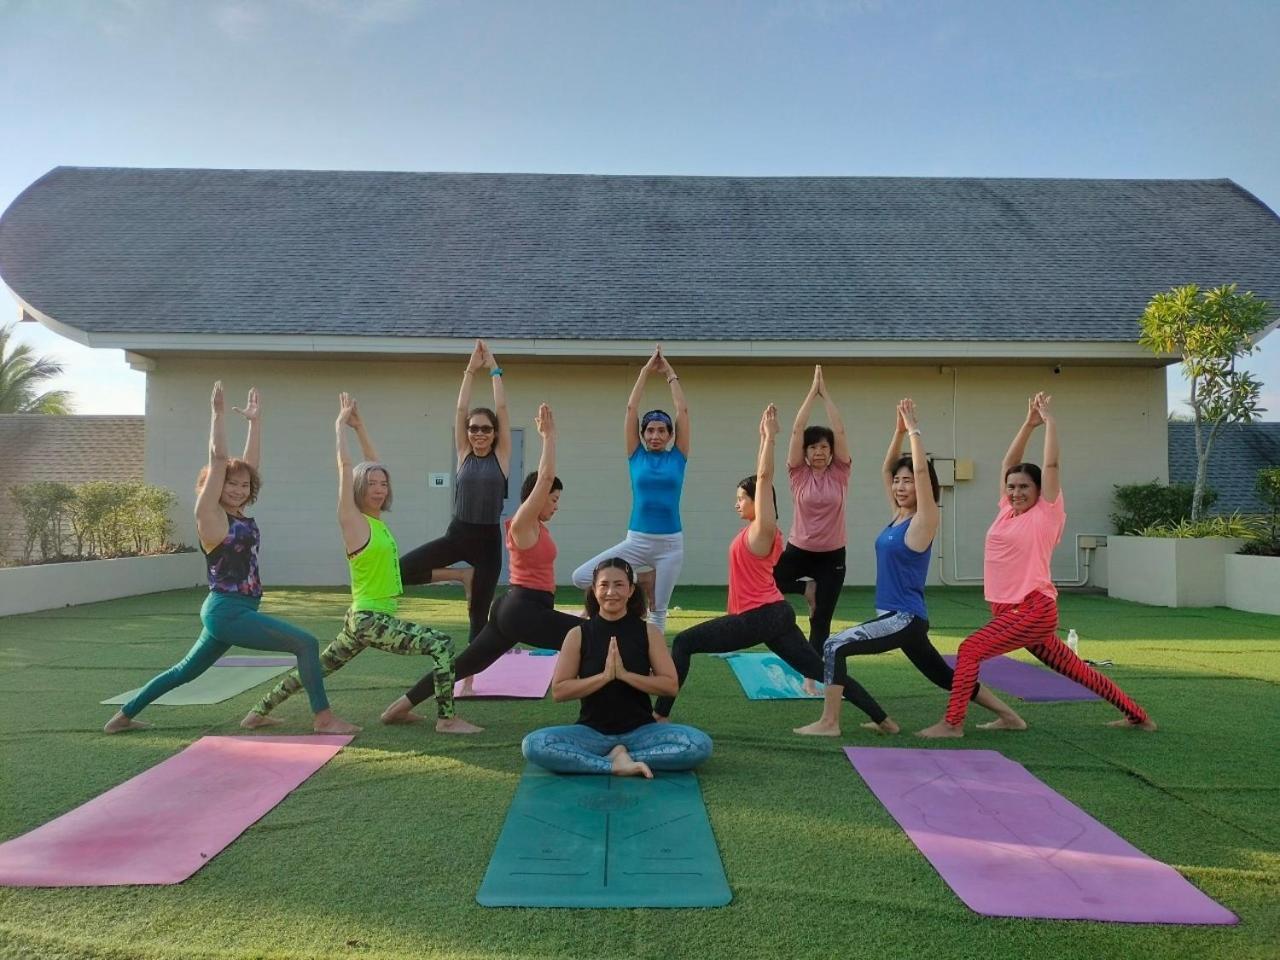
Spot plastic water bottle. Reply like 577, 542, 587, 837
1066, 629, 1079, 654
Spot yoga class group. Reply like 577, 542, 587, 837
104, 339, 1157, 780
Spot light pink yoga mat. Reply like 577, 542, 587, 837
0, 735, 351, 887
455, 650, 558, 698
844, 747, 1237, 925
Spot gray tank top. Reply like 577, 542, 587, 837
454, 453, 506, 524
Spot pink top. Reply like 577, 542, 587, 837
728, 526, 784, 615
788, 458, 851, 552
505, 518, 557, 594
983, 492, 1066, 604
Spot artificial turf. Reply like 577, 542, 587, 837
0, 585, 1277, 960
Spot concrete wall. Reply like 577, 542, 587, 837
0, 552, 204, 616
143, 357, 1169, 587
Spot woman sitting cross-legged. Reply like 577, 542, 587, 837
522, 558, 712, 779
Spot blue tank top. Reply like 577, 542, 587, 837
874, 518, 931, 620
627, 446, 686, 534
204, 514, 262, 598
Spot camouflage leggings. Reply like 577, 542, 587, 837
250, 608, 456, 719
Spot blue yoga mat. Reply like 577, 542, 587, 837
721, 652, 823, 699
477, 765, 731, 908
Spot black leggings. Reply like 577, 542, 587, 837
399, 518, 502, 643
823, 611, 978, 698
653, 600, 887, 723
773, 543, 846, 654
404, 587, 579, 705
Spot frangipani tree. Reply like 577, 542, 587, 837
1140, 284, 1271, 520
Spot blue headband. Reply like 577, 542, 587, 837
641, 410, 673, 431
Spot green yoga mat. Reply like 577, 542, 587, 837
101, 663, 292, 706
478, 765, 731, 908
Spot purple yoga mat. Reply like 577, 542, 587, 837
0, 735, 351, 887
845, 747, 1237, 924
214, 656, 296, 668
942, 654, 1099, 701
455, 650, 558, 698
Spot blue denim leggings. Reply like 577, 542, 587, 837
122, 591, 330, 718
522, 722, 713, 774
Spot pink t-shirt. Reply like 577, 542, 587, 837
728, 527, 784, 615
505, 519, 557, 594
788, 458, 851, 552
983, 492, 1066, 604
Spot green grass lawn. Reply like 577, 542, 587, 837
1, 585, 1278, 960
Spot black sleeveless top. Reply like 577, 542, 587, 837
576, 613, 654, 735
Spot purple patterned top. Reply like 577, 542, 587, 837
204, 514, 262, 598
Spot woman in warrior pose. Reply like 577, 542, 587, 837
523, 557, 712, 778
795, 398, 1024, 736
652, 404, 894, 732
399, 339, 511, 647
106, 383, 357, 735
383, 403, 583, 723
242, 393, 480, 734
571, 346, 689, 634
918, 393, 1156, 738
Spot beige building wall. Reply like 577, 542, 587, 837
144, 357, 1168, 589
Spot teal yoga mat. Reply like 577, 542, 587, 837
720, 651, 823, 699
102, 662, 292, 706
477, 765, 731, 908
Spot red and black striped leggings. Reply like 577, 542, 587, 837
944, 590, 1148, 727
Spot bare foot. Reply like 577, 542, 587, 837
1108, 717, 1158, 732
794, 720, 842, 736
103, 712, 149, 734
916, 721, 963, 739
380, 695, 423, 725
240, 711, 283, 729
652, 712, 670, 724
459, 678, 475, 698
801, 678, 820, 696
977, 713, 1028, 731
459, 566, 474, 601
313, 712, 361, 735
436, 716, 484, 734
871, 718, 900, 735
610, 746, 653, 779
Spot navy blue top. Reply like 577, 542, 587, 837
627, 446, 686, 534
873, 519, 931, 621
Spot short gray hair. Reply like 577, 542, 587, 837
352, 461, 392, 511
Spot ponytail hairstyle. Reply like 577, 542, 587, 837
891, 454, 942, 507
737, 474, 779, 520
584, 556, 649, 620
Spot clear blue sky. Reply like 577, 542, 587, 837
2, 0, 1278, 416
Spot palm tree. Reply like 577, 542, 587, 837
0, 323, 74, 414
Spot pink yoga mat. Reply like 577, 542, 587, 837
456, 650, 558, 698
0, 735, 351, 887
942, 654, 1099, 701
844, 747, 1237, 924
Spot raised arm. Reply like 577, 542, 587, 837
747, 404, 780, 556
456, 339, 485, 462
551, 626, 615, 702
615, 625, 679, 698
335, 393, 371, 555
1036, 393, 1060, 503
817, 366, 851, 465
653, 347, 691, 458
624, 349, 660, 456
999, 395, 1044, 499
232, 387, 262, 470
344, 397, 379, 463
195, 382, 231, 553
882, 402, 908, 510
788, 367, 822, 469
509, 403, 556, 550
481, 339, 512, 477
899, 399, 940, 552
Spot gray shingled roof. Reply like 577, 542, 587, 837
2, 167, 1279, 343
1168, 421, 1280, 514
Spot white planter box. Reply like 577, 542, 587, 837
1106, 536, 1245, 608
1225, 554, 1280, 616
0, 553, 205, 617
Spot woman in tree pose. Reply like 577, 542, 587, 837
523, 557, 712, 778
106, 383, 357, 735
399, 339, 511, 648
242, 393, 480, 734
571, 346, 689, 634
653, 404, 894, 732
383, 403, 583, 723
918, 393, 1156, 738
795, 398, 1024, 737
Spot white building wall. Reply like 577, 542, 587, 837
144, 357, 1168, 589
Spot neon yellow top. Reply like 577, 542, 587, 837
348, 516, 402, 615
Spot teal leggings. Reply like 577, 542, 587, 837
121, 592, 330, 717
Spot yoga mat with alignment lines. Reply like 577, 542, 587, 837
477, 765, 731, 907
844, 747, 1237, 924
941, 654, 1099, 701
456, 649, 558, 698
721, 651, 822, 699
0, 735, 351, 887
102, 662, 294, 705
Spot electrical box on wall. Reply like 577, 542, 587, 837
429, 473, 449, 488
954, 458, 974, 481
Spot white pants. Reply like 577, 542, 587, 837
571, 530, 685, 633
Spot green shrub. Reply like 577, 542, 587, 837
9, 481, 76, 561
10, 480, 182, 563
1137, 513, 1263, 539
1111, 480, 1217, 534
